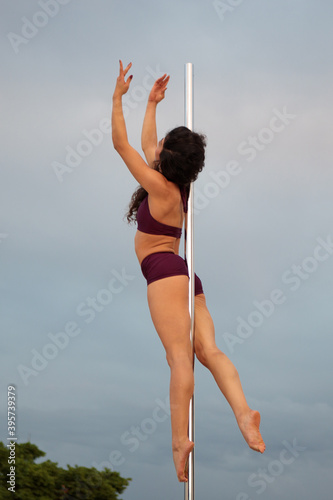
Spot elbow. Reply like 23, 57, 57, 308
112, 135, 123, 152
112, 138, 128, 155
141, 144, 152, 156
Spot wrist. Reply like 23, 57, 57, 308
113, 92, 123, 102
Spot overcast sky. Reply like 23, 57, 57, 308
1, 1, 333, 499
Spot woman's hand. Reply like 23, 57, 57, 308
113, 60, 133, 98
148, 74, 170, 103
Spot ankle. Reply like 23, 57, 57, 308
234, 406, 252, 423
172, 438, 191, 452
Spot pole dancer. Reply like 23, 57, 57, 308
111, 60, 266, 483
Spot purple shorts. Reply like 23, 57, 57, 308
141, 252, 204, 296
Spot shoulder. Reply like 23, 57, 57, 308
149, 180, 180, 205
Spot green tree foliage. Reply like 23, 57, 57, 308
0, 441, 131, 499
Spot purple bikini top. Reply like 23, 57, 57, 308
137, 188, 188, 238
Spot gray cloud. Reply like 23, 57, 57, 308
1, 1, 332, 499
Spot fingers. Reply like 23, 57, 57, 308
118, 61, 170, 94
156, 73, 167, 83
123, 62, 132, 77
156, 74, 170, 86
119, 60, 132, 76
164, 75, 170, 89
161, 75, 170, 87
154, 74, 170, 96
119, 62, 169, 86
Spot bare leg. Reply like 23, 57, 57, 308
147, 276, 195, 481
194, 294, 265, 453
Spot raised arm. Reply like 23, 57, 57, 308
111, 61, 170, 197
141, 74, 170, 167
112, 60, 133, 149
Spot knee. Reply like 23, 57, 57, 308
195, 342, 221, 368
165, 348, 193, 370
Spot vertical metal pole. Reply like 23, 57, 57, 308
184, 62, 195, 500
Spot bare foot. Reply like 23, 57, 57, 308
238, 409, 266, 453
172, 440, 194, 482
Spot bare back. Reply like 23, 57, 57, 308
135, 189, 185, 264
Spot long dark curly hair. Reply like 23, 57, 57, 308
126, 126, 206, 223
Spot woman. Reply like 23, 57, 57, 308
112, 60, 265, 483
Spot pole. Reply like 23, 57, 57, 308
184, 62, 195, 500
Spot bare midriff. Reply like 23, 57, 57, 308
135, 230, 181, 265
